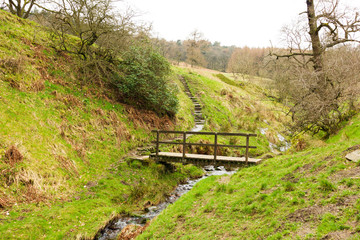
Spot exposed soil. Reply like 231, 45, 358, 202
288, 194, 359, 238
288, 204, 339, 223
342, 145, 360, 155
321, 230, 354, 240
329, 167, 360, 182
294, 163, 313, 175
281, 172, 300, 183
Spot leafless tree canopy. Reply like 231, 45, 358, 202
184, 30, 208, 67
227, 47, 266, 80
47, 0, 117, 59
3, 0, 36, 18
270, 0, 360, 136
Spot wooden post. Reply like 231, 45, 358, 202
245, 135, 250, 165
182, 131, 186, 163
156, 130, 159, 161
214, 132, 218, 166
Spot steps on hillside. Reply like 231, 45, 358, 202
179, 75, 205, 128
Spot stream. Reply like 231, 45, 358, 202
95, 166, 234, 240
95, 77, 209, 240
260, 127, 291, 152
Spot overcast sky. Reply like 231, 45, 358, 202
120, 0, 360, 48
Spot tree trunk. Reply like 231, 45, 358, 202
306, 0, 323, 71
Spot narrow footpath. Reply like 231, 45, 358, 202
94, 75, 207, 240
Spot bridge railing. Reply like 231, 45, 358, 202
151, 130, 257, 165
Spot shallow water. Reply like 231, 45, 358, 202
96, 84, 209, 239
96, 166, 235, 240
190, 123, 204, 132
260, 128, 291, 152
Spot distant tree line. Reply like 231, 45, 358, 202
153, 30, 236, 72
153, 31, 272, 78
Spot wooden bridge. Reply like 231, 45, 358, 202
149, 130, 261, 168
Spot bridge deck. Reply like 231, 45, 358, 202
150, 152, 261, 165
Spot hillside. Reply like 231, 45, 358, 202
173, 65, 290, 157
0, 10, 291, 239
3, 8, 358, 240
139, 114, 360, 238
0, 10, 203, 239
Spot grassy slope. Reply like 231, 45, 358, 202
139, 107, 360, 237
0, 10, 318, 239
0, 10, 203, 239
173, 66, 289, 157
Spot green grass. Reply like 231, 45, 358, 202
0, 10, 202, 239
0, 72, 202, 238
0, 159, 204, 239
3, 9, 360, 240
139, 114, 360, 239
0, 83, 202, 238
214, 73, 244, 88
172, 67, 290, 157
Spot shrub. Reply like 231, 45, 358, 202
116, 41, 178, 117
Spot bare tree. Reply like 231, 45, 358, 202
227, 47, 266, 81
3, 0, 36, 18
271, 0, 360, 136
184, 30, 208, 67
40, 0, 152, 87
205, 42, 234, 72
48, 0, 117, 60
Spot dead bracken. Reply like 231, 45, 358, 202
4, 145, 23, 166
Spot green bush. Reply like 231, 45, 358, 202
116, 41, 178, 116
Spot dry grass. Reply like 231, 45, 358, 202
93, 108, 105, 116
55, 93, 83, 108
4, 145, 23, 166
295, 138, 307, 151
0, 193, 16, 208
56, 155, 79, 176
30, 79, 45, 91
23, 184, 48, 203
125, 105, 174, 130
217, 175, 231, 184
178, 62, 222, 82
115, 124, 132, 145
117, 222, 150, 240
0, 56, 25, 74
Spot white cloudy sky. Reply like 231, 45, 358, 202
120, 0, 360, 48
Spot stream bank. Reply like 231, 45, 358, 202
95, 166, 235, 240
94, 75, 208, 240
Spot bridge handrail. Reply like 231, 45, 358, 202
151, 130, 257, 165
151, 130, 257, 137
